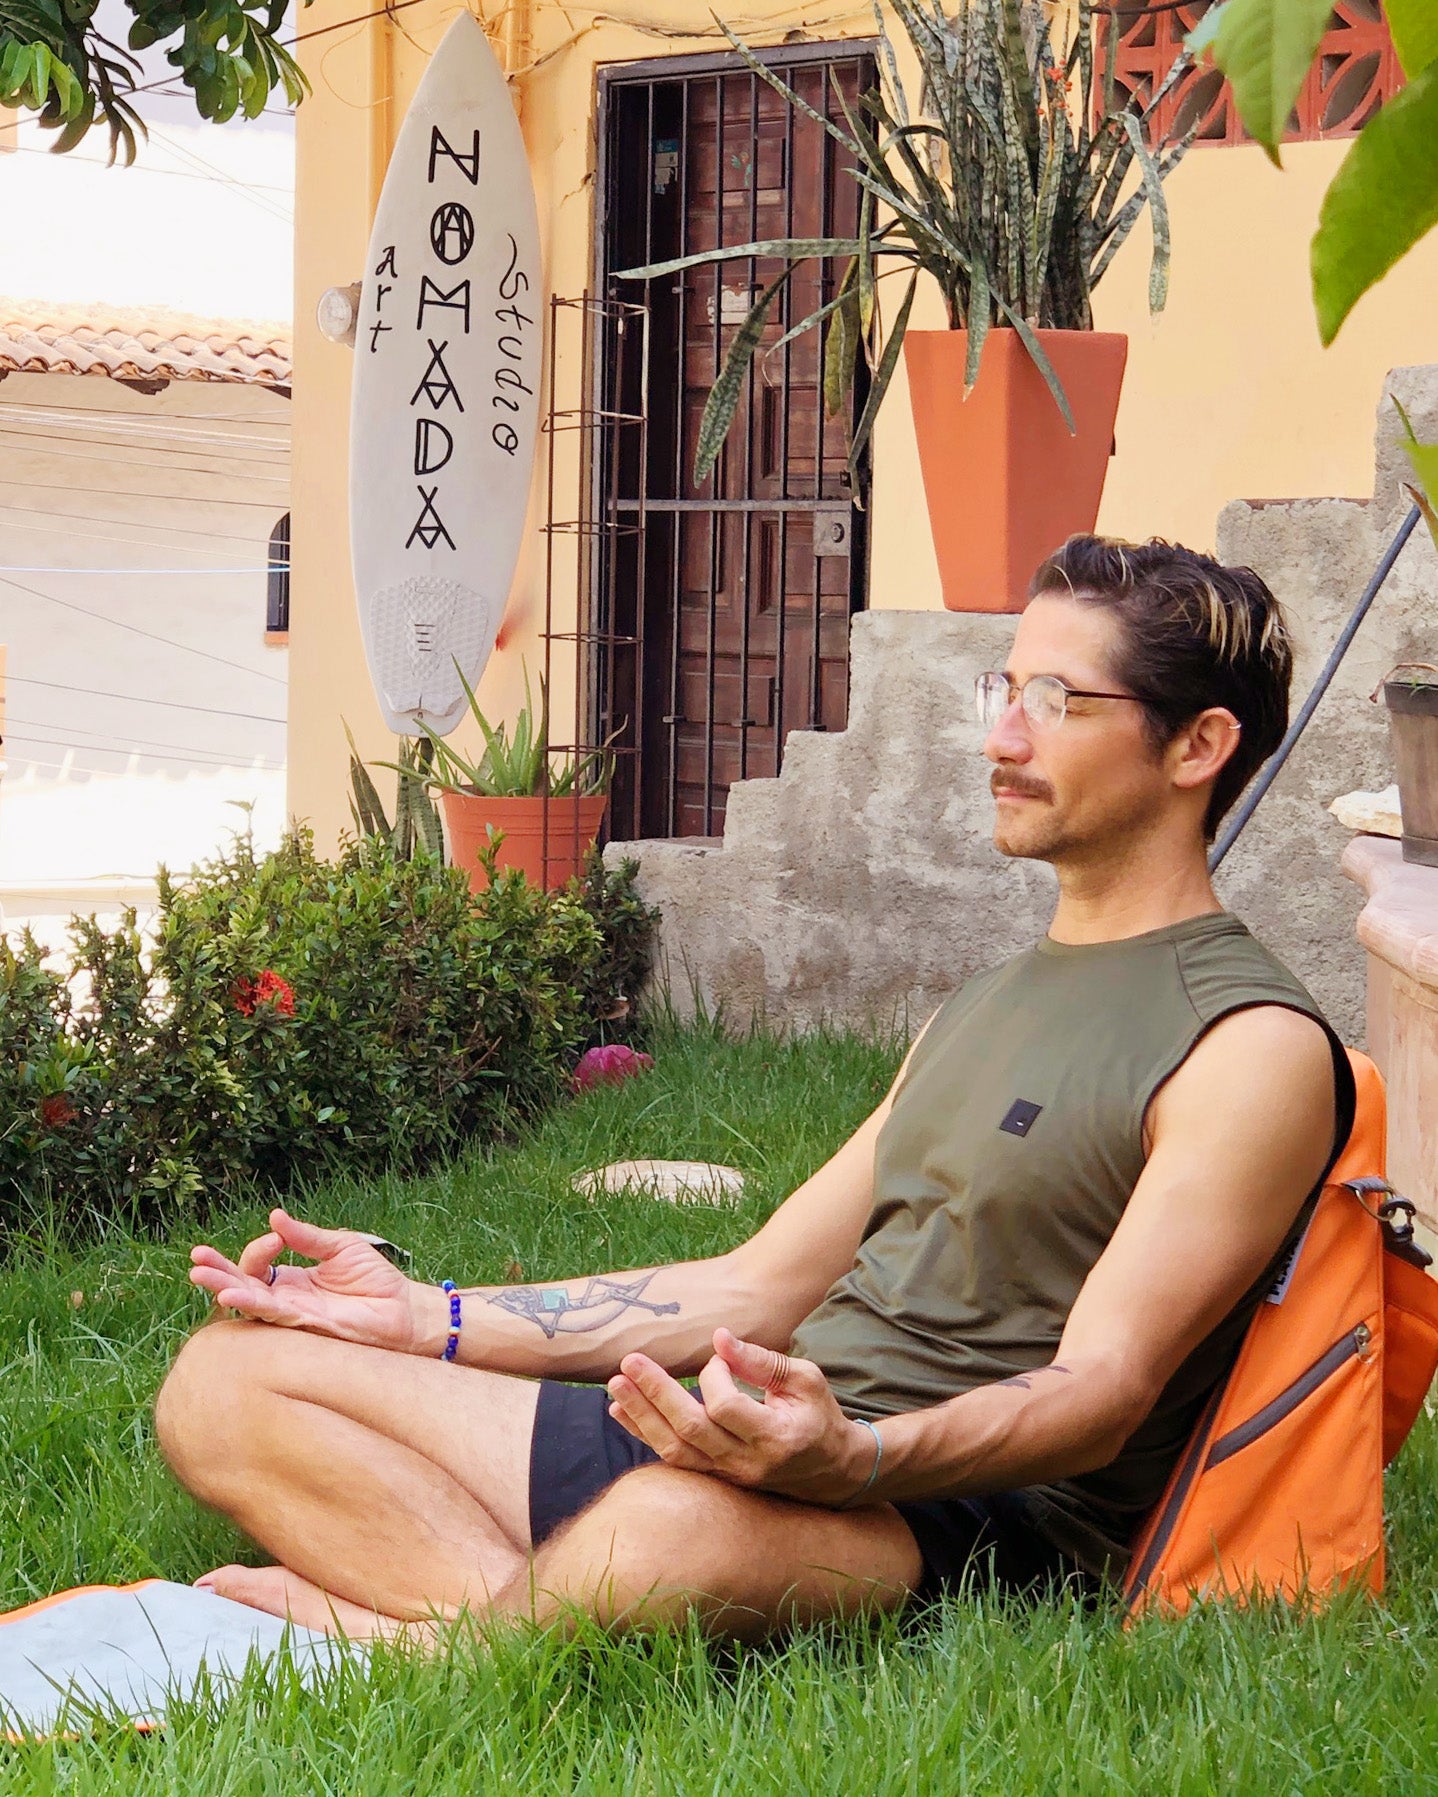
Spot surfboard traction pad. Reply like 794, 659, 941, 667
0, 1580, 353, 1737
372, 573, 499, 733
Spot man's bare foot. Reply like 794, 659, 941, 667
195, 1563, 402, 1639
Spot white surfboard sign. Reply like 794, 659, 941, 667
349, 13, 542, 736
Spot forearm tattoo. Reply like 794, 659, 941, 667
992, 1362, 1074, 1392
481, 1272, 681, 1340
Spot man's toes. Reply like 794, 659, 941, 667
195, 1562, 299, 1619
195, 1563, 397, 1639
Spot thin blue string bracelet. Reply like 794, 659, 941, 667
441, 1279, 462, 1362
840, 1418, 884, 1509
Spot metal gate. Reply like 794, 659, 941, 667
595, 42, 876, 839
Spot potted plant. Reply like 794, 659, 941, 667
400, 666, 611, 892
1370, 402, 1438, 868
1376, 666, 1438, 869
619, 0, 1194, 611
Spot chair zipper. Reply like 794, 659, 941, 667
1203, 1323, 1371, 1470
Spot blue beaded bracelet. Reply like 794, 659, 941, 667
441, 1279, 462, 1362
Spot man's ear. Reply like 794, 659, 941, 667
1167, 708, 1243, 795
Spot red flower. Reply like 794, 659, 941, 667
233, 970, 296, 1018
39, 1094, 77, 1129
572, 1044, 654, 1093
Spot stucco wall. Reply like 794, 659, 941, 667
287, 0, 1438, 863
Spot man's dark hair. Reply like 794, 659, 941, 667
1027, 535, 1293, 842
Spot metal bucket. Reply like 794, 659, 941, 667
1384, 673, 1438, 867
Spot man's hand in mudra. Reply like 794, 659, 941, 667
188, 1209, 422, 1353
606, 1328, 879, 1508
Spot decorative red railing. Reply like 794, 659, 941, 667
1100, 1, 1404, 146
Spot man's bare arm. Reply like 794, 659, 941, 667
191, 1019, 936, 1380
854, 1005, 1339, 1500
415, 1066, 910, 1378
606, 1006, 1341, 1506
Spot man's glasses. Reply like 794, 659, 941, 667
974, 672, 1147, 732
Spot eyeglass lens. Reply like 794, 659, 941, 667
975, 674, 1067, 730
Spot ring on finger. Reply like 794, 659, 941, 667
266, 1265, 279, 1287
764, 1352, 792, 1393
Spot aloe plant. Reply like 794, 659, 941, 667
387, 663, 613, 799
618, 0, 1195, 484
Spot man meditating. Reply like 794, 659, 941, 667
157, 535, 1356, 1640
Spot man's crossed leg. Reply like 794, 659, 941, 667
154, 1320, 923, 1643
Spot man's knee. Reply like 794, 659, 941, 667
153, 1318, 278, 1493
532, 1466, 746, 1617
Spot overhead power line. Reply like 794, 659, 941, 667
0, 503, 269, 549
0, 432, 289, 479
0, 565, 270, 575
6, 732, 284, 772
0, 477, 290, 511
0, 401, 289, 430
143, 126, 296, 225
4, 711, 283, 763
0, 517, 260, 557
5, 674, 285, 724
131, 0, 432, 93
9, 143, 295, 196
0, 404, 290, 451
0, 573, 287, 685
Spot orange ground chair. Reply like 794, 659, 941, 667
1124, 1050, 1438, 1617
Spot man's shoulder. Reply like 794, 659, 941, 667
1172, 912, 1329, 1028
1152, 1004, 1341, 1145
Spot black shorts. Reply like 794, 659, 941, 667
527, 1380, 1093, 1606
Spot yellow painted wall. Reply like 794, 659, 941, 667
289, 0, 1438, 851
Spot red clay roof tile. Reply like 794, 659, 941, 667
0, 297, 291, 386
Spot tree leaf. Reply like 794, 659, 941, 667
823, 272, 861, 419
1184, 1, 1231, 59
964, 250, 991, 391
1211, 0, 1334, 164
1403, 483, 1438, 554
1394, 398, 1438, 550
343, 723, 390, 839
857, 189, 876, 334
1385, 0, 1438, 80
713, 13, 862, 158
1311, 63, 1438, 345
614, 239, 860, 282
849, 271, 917, 476
693, 271, 789, 487
1120, 110, 1173, 314
768, 284, 855, 355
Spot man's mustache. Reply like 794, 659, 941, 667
990, 766, 1053, 802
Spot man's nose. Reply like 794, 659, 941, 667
983, 697, 1033, 764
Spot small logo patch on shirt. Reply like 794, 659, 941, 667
1000, 1099, 1043, 1137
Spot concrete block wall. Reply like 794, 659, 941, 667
609, 367, 1438, 1044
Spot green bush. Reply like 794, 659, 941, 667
0, 831, 658, 1239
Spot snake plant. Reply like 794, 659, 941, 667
347, 727, 445, 861
618, 0, 1195, 485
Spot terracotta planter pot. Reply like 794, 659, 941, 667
903, 328, 1129, 612
439, 790, 608, 892
1383, 678, 1438, 868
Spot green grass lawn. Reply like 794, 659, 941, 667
3, 1022, 1437, 1793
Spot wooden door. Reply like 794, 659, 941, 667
598, 45, 874, 839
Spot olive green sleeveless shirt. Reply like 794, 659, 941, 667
791, 912, 1354, 1582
